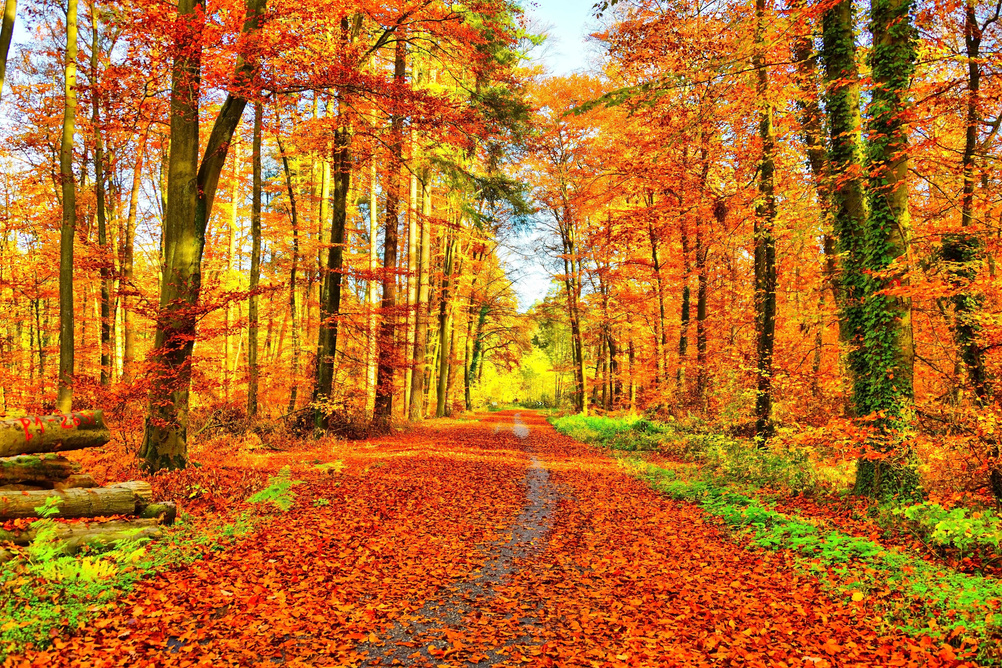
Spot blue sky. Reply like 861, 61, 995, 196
501, 1, 600, 311
526, 0, 600, 76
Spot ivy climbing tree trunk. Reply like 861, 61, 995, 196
852, 0, 920, 498
752, 0, 777, 443
57, 0, 80, 413
822, 0, 867, 363
140, 0, 266, 472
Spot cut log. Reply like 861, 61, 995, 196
54, 474, 98, 490
0, 453, 82, 484
0, 411, 110, 457
138, 502, 177, 525
0, 480, 154, 519
0, 518, 163, 553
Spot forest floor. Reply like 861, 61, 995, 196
4, 410, 977, 667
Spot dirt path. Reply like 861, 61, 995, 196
6, 411, 970, 667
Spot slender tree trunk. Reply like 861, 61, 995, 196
852, 0, 919, 498
57, 0, 80, 412
91, 12, 112, 387
373, 36, 406, 425
367, 159, 378, 417
279, 133, 300, 415
141, 0, 266, 471
436, 228, 455, 418
119, 131, 142, 384
247, 102, 262, 417
313, 105, 352, 422
225, 140, 240, 401
695, 208, 710, 407
409, 177, 431, 420
648, 219, 667, 391
404, 150, 418, 416
0, 0, 15, 100
677, 217, 691, 400
753, 0, 777, 443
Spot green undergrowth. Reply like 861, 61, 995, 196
553, 414, 1002, 663
0, 471, 300, 660
630, 460, 1001, 663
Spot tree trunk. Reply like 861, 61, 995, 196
822, 0, 867, 367
695, 208, 710, 407
91, 11, 112, 387
225, 139, 241, 401
753, 0, 777, 443
120, 127, 146, 384
409, 178, 432, 421
648, 218, 668, 391
57, 0, 80, 412
247, 103, 263, 417
140, 0, 266, 471
436, 229, 455, 418
677, 217, 691, 400
278, 133, 301, 415
404, 159, 419, 416
373, 36, 406, 425
314, 112, 352, 423
0, 0, 15, 100
0, 517, 165, 553
853, 0, 919, 498
367, 159, 378, 417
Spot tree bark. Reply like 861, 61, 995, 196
367, 158, 378, 417
247, 103, 263, 417
0, 517, 165, 552
853, 0, 919, 498
0, 454, 82, 484
0, 0, 15, 100
753, 0, 777, 443
140, 0, 266, 471
373, 36, 406, 425
120, 126, 147, 383
278, 132, 301, 415
409, 177, 432, 420
436, 229, 455, 418
91, 10, 112, 387
57, 0, 80, 412
0, 481, 152, 519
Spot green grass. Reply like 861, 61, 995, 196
631, 460, 1000, 663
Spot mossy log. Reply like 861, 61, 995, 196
0, 453, 82, 484
0, 480, 153, 519
0, 474, 97, 493
0, 411, 110, 457
0, 518, 163, 552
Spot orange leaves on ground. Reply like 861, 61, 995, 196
4, 412, 981, 667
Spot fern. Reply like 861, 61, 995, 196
248, 466, 303, 512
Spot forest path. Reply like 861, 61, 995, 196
8, 411, 962, 667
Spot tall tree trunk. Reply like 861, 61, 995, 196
313, 113, 351, 423
140, 0, 266, 471
852, 0, 919, 498
695, 207, 710, 407
677, 217, 691, 400
404, 151, 418, 416
247, 103, 262, 417
647, 217, 667, 391
224, 139, 240, 401
436, 228, 455, 418
278, 133, 300, 415
409, 178, 432, 421
0, 0, 14, 100
822, 0, 867, 374
57, 0, 80, 412
366, 158, 378, 417
91, 10, 112, 387
373, 36, 406, 425
753, 0, 777, 443
120, 127, 146, 383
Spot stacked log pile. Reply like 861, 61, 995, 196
0, 411, 175, 558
